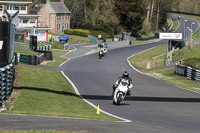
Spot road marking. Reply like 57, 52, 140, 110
127, 45, 200, 95
61, 71, 132, 123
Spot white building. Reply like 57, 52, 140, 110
0, 1, 50, 42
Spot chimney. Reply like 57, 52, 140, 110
46, 0, 50, 3
60, 0, 64, 4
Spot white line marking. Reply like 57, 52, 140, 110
61, 71, 132, 122
127, 46, 200, 95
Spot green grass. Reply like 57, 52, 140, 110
169, 18, 179, 32
14, 49, 38, 55
173, 44, 200, 69
11, 65, 119, 121
129, 42, 200, 93
49, 33, 90, 43
43, 49, 69, 67
0, 129, 91, 133
147, 68, 200, 92
45, 41, 64, 49
140, 30, 160, 38
129, 44, 167, 69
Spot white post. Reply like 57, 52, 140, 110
190, 29, 193, 48
191, 22, 195, 34
184, 20, 187, 41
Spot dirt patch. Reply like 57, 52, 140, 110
153, 53, 165, 60
40, 60, 55, 65
146, 61, 151, 69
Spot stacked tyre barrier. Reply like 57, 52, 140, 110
0, 59, 15, 108
37, 44, 52, 51
16, 53, 44, 65
175, 63, 200, 82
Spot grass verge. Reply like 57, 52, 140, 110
42, 49, 70, 67
49, 33, 90, 43
9, 65, 118, 121
129, 44, 167, 69
173, 44, 200, 69
145, 68, 200, 92
129, 43, 200, 93
169, 18, 179, 32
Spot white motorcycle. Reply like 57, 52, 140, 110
113, 79, 131, 105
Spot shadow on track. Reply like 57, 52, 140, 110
14, 87, 200, 103
81, 95, 200, 103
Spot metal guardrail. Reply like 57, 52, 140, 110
0, 59, 15, 108
37, 44, 52, 51
175, 63, 200, 82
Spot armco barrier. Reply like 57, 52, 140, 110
16, 53, 44, 65
0, 59, 15, 108
175, 63, 200, 82
37, 44, 52, 51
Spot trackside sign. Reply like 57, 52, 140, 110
159, 33, 182, 40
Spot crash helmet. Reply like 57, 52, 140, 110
123, 71, 129, 78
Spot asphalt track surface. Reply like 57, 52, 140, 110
0, 15, 200, 133
60, 15, 200, 133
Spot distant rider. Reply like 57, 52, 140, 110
112, 71, 133, 96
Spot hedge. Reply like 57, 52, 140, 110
64, 29, 89, 37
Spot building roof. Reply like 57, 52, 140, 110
16, 26, 51, 31
18, 14, 42, 18
50, 2, 70, 14
0, 1, 32, 4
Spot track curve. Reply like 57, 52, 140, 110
60, 15, 200, 133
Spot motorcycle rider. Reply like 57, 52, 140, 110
112, 71, 133, 96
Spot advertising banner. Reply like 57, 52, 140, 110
159, 33, 182, 40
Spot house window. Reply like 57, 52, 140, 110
66, 15, 68, 20
7, 5, 10, 10
21, 5, 26, 10
14, 5, 19, 10
30, 18, 35, 23
62, 16, 64, 20
67, 24, 68, 29
22, 18, 29, 23
57, 16, 61, 20
59, 24, 60, 29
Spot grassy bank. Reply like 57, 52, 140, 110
129, 44, 200, 93
10, 65, 118, 121
173, 44, 200, 69
169, 18, 179, 32
129, 44, 167, 69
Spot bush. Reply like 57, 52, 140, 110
64, 29, 89, 37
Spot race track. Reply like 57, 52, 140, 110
60, 15, 200, 133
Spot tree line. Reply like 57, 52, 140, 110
16, 0, 200, 36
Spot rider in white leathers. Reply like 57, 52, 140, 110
112, 71, 133, 96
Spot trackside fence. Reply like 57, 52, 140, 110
0, 59, 15, 108
37, 44, 52, 51
175, 63, 200, 82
